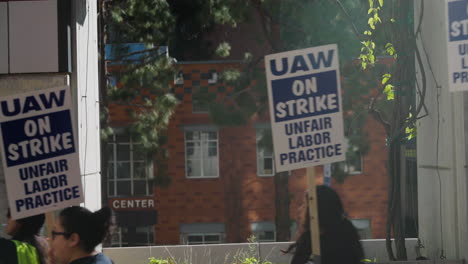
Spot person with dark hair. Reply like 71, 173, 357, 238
283, 185, 364, 264
0, 209, 49, 264
49, 206, 114, 264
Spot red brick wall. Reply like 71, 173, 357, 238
108, 62, 389, 245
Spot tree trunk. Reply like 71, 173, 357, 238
384, 0, 414, 259
386, 142, 407, 260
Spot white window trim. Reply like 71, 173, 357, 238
174, 71, 184, 85
254, 230, 276, 242
108, 132, 154, 197
208, 72, 218, 84
256, 127, 275, 177
110, 226, 154, 247
182, 232, 224, 245
251, 221, 276, 242
184, 130, 220, 178
344, 154, 363, 175
342, 138, 363, 175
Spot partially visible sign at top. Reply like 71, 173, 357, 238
447, 0, 468, 91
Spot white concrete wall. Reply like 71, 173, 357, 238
71, 0, 102, 212
103, 239, 419, 264
0, 2, 8, 74
415, 0, 468, 260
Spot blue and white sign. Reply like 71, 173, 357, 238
0, 86, 83, 219
447, 0, 468, 92
265, 44, 346, 172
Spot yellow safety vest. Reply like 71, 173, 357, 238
11, 240, 41, 264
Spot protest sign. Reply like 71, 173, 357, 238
0, 86, 83, 219
265, 44, 346, 172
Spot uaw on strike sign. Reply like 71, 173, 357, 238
0, 86, 83, 219
265, 44, 346, 172
447, 0, 468, 92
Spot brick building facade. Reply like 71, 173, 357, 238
106, 61, 390, 246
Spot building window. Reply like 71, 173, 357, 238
174, 71, 184, 85
185, 233, 223, 245
185, 130, 219, 178
251, 221, 276, 242
111, 226, 154, 247
256, 127, 275, 176
336, 138, 363, 175
180, 223, 225, 245
107, 131, 153, 197
343, 151, 363, 174
208, 71, 218, 84
351, 219, 371, 239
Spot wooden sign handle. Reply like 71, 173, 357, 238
307, 167, 321, 264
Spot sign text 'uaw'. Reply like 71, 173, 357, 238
265, 44, 346, 172
0, 86, 83, 219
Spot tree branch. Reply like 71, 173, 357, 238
330, 0, 363, 40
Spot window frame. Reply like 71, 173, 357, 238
107, 131, 153, 197
250, 221, 276, 242
183, 232, 224, 245
344, 151, 363, 175
110, 226, 155, 247
256, 126, 275, 177
343, 138, 363, 175
184, 129, 219, 179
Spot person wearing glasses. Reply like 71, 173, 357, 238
0, 209, 49, 264
49, 206, 114, 264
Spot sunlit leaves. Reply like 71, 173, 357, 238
216, 42, 232, 58
384, 84, 394, 100
220, 69, 241, 84
385, 43, 397, 58
382, 73, 391, 85
405, 126, 416, 140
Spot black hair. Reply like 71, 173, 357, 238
283, 185, 364, 264
59, 206, 113, 253
6, 209, 48, 264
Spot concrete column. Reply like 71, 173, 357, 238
71, 0, 102, 212
415, 0, 468, 260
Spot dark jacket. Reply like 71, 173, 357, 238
290, 220, 364, 264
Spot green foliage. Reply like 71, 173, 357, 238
108, 0, 175, 44
148, 257, 176, 264
103, 0, 183, 187
216, 42, 232, 58
280, 0, 367, 62
357, 0, 417, 145
232, 236, 272, 264
206, 0, 377, 183
146, 236, 278, 264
